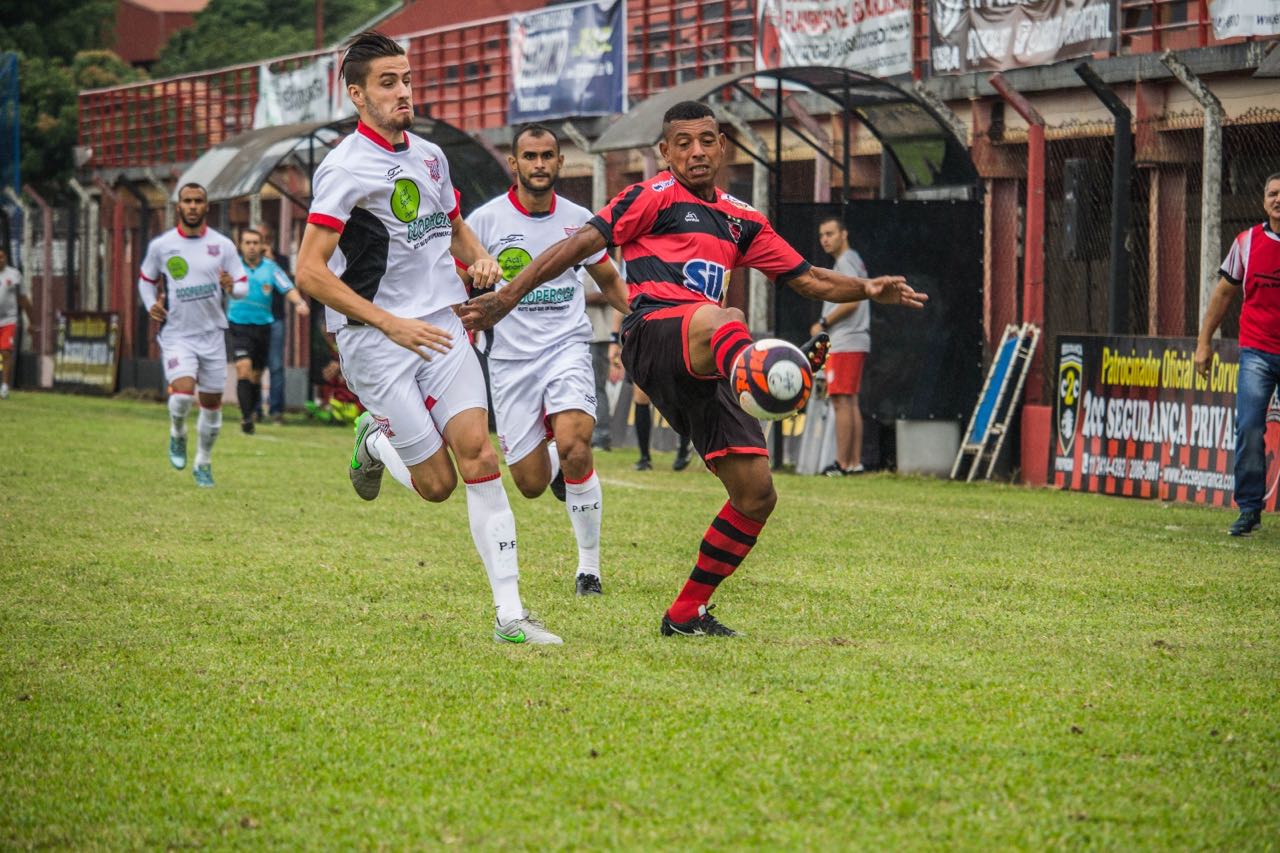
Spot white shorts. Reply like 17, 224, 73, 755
489, 340, 596, 464
159, 330, 228, 394
337, 308, 488, 466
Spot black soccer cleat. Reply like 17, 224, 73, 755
550, 469, 566, 502
241, 419, 255, 435
660, 604, 739, 637
673, 445, 692, 471
800, 332, 830, 373
634, 456, 652, 472
575, 573, 603, 596
1229, 509, 1261, 537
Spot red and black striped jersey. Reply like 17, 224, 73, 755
586, 170, 810, 306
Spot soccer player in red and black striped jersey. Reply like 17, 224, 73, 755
461, 101, 927, 637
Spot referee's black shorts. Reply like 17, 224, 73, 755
229, 322, 272, 371
621, 299, 767, 467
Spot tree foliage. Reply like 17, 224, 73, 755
154, 0, 392, 76
0, 0, 115, 64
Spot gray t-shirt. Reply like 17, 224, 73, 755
821, 248, 870, 353
0, 265, 22, 327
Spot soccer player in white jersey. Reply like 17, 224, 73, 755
463, 124, 629, 596
137, 182, 248, 487
295, 31, 562, 645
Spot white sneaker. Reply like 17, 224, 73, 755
494, 611, 563, 645
0, 383, 8, 399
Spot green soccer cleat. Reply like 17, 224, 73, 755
168, 434, 187, 470
348, 411, 385, 501
494, 611, 563, 645
193, 463, 214, 488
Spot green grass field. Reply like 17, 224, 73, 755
1, 392, 1277, 849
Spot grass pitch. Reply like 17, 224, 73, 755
1, 392, 1277, 849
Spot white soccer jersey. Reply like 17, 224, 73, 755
308, 122, 464, 333
139, 226, 247, 337
465, 189, 608, 360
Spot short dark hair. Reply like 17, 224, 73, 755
239, 227, 262, 241
661, 101, 716, 138
341, 30, 405, 87
818, 216, 846, 231
177, 182, 206, 200
512, 123, 559, 155
1266, 172, 1280, 191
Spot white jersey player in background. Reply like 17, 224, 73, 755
463, 124, 628, 596
137, 182, 247, 487
296, 31, 563, 645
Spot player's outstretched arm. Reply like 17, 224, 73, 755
787, 266, 928, 309
296, 223, 453, 360
585, 258, 631, 316
460, 225, 608, 331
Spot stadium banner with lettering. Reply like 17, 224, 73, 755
754, 0, 914, 81
1210, 0, 1280, 38
929, 0, 1114, 75
509, 0, 625, 123
253, 56, 340, 129
1051, 334, 1280, 511
53, 312, 121, 394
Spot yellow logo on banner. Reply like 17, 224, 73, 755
1057, 345, 1084, 455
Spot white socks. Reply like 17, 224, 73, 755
466, 476, 525, 623
547, 439, 562, 483
367, 430, 415, 493
195, 406, 221, 466
169, 393, 194, 437
564, 471, 602, 577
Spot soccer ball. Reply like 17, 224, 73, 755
731, 338, 813, 421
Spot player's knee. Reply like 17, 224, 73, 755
413, 477, 454, 503
739, 484, 777, 521
515, 479, 546, 500
721, 306, 746, 327
558, 437, 592, 479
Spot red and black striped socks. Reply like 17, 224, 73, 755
710, 321, 754, 379
667, 500, 764, 623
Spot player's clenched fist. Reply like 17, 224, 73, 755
382, 315, 453, 361
148, 301, 167, 322
467, 257, 503, 289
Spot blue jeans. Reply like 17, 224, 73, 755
1234, 347, 1280, 511
268, 318, 286, 415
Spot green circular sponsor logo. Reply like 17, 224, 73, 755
496, 246, 533, 282
391, 178, 421, 223
166, 256, 189, 280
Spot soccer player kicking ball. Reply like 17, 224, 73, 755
462, 101, 927, 637
462, 124, 629, 596
296, 31, 561, 645
137, 182, 248, 488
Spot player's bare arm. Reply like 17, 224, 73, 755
460, 226, 608, 331
1194, 277, 1236, 378
585, 259, 630, 316
788, 266, 928, 309
449, 217, 502, 289
296, 222, 453, 359
286, 288, 311, 317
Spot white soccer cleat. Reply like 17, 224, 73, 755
493, 611, 563, 645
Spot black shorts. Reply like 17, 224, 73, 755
621, 299, 766, 465
229, 322, 271, 371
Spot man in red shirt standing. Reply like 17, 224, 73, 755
462, 100, 927, 636
1196, 171, 1280, 536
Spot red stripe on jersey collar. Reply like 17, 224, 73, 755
176, 224, 208, 239
356, 120, 408, 152
507, 185, 556, 218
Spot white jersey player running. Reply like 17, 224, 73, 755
296, 31, 561, 644
463, 124, 629, 596
137, 182, 248, 487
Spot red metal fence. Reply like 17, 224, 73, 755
79, 0, 1263, 169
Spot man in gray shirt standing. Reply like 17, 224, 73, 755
810, 217, 870, 475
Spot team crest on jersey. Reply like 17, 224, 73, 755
651, 177, 675, 192
1057, 343, 1084, 454
391, 178, 421, 223
166, 256, 189, 280
206, 245, 221, 257
260, 283, 272, 296
423, 156, 441, 183
727, 218, 742, 242
564, 226, 579, 237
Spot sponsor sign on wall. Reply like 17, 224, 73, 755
755, 0, 914, 80
1052, 335, 1280, 511
254, 56, 342, 129
509, 0, 625, 122
1210, 0, 1280, 38
929, 0, 1114, 75
53, 312, 120, 394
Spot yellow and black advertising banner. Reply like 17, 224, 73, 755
1051, 334, 1279, 511
53, 312, 120, 394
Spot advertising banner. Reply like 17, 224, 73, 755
755, 0, 914, 80
53, 312, 120, 394
1051, 335, 1280, 511
509, 0, 625, 123
1210, 0, 1280, 38
929, 0, 1114, 75
253, 56, 340, 129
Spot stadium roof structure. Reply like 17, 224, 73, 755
590, 67, 979, 197
175, 115, 509, 214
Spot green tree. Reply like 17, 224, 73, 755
154, 0, 391, 76
0, 0, 115, 63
